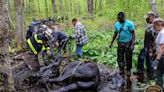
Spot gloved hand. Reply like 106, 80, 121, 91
47, 50, 52, 56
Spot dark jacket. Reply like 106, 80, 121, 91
144, 24, 157, 51
50, 31, 67, 46
27, 33, 49, 55
26, 25, 34, 39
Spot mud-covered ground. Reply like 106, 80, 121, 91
11, 57, 146, 92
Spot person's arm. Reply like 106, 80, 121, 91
156, 44, 164, 61
130, 30, 135, 50
129, 21, 135, 50
109, 32, 118, 48
50, 33, 58, 48
156, 32, 164, 61
144, 30, 148, 48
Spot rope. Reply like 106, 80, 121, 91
69, 61, 83, 83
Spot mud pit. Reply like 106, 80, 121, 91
11, 56, 147, 92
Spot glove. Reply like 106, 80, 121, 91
47, 50, 52, 56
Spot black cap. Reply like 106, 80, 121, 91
118, 12, 125, 18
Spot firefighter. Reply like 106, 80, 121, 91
27, 29, 53, 60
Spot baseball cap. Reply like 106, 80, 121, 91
144, 11, 156, 19
153, 18, 164, 24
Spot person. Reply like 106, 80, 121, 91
50, 24, 68, 55
26, 25, 35, 39
26, 18, 41, 39
27, 29, 53, 58
37, 24, 48, 34
109, 12, 135, 77
71, 18, 88, 58
134, 11, 157, 81
153, 18, 164, 90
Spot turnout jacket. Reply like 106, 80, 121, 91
27, 33, 50, 55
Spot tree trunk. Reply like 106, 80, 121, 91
21, 0, 25, 46
37, 1, 41, 13
94, 0, 97, 14
0, 0, 15, 91
148, 0, 159, 17
52, 0, 57, 16
45, 0, 48, 18
87, 0, 93, 16
161, 0, 164, 6
77, 3, 81, 16
26, 0, 30, 15
59, 0, 64, 17
14, 0, 24, 49
99, 0, 103, 16
106, 0, 110, 15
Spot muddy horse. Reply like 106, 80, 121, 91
40, 58, 100, 92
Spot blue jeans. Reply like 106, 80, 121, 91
137, 48, 154, 79
76, 44, 83, 58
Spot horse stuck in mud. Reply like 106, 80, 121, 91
13, 52, 125, 92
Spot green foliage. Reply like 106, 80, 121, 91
64, 25, 144, 68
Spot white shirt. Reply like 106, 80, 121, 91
156, 28, 164, 52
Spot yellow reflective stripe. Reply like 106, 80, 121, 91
27, 39, 37, 55
34, 34, 43, 44
46, 47, 50, 50
41, 46, 50, 51
41, 45, 46, 51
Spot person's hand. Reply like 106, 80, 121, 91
152, 59, 159, 70
149, 52, 153, 57
130, 45, 134, 51
109, 43, 113, 48
47, 50, 52, 56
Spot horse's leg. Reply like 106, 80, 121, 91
52, 81, 95, 92
48, 74, 70, 83
52, 83, 78, 92
76, 81, 95, 88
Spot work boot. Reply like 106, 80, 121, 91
126, 70, 131, 78
119, 70, 125, 78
